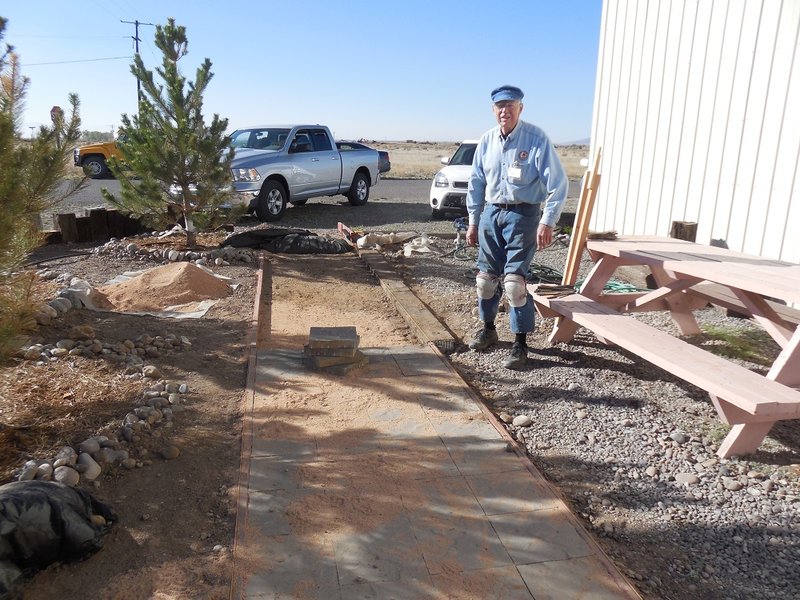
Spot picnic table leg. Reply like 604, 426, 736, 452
709, 396, 776, 458
717, 422, 775, 458
547, 256, 618, 344
650, 266, 702, 335
710, 329, 800, 458
768, 327, 800, 386
578, 256, 619, 298
734, 290, 795, 348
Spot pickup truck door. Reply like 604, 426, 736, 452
288, 128, 341, 197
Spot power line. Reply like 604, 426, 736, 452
120, 19, 155, 104
10, 34, 128, 39
23, 56, 132, 66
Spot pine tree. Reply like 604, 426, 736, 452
0, 16, 84, 360
103, 19, 235, 248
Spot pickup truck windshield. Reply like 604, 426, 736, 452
230, 128, 292, 151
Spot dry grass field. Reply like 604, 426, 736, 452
67, 141, 589, 181
370, 141, 589, 180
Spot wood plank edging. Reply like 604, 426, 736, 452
359, 249, 457, 352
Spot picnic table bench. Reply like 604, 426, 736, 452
531, 236, 800, 458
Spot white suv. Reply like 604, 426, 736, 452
429, 140, 478, 220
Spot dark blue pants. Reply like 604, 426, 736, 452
476, 203, 540, 334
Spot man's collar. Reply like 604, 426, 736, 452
498, 123, 520, 142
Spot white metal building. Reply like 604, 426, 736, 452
589, 0, 800, 263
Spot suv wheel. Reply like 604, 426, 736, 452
82, 155, 109, 179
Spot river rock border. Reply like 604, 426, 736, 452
91, 235, 255, 267
15, 341, 191, 489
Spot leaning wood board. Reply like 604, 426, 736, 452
562, 148, 602, 286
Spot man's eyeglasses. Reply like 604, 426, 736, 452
494, 101, 520, 111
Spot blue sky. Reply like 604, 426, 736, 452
2, 1, 602, 143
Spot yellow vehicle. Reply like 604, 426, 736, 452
73, 139, 123, 179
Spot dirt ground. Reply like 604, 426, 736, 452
2, 236, 257, 599
2, 239, 427, 599
10, 228, 786, 599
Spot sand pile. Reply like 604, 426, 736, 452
98, 262, 232, 313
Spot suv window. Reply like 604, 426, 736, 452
450, 143, 477, 166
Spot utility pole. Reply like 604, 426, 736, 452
121, 19, 154, 107
28, 126, 35, 139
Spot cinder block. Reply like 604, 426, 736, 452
318, 353, 369, 376
304, 350, 365, 368
303, 344, 357, 358
307, 326, 359, 350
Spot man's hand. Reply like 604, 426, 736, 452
537, 223, 553, 249
467, 224, 478, 246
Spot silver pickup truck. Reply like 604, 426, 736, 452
229, 125, 380, 222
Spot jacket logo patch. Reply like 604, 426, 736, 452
518, 150, 529, 161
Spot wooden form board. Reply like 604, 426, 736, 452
561, 148, 602, 286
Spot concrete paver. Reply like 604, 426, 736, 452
232, 344, 641, 599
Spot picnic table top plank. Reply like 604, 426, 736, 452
588, 237, 800, 304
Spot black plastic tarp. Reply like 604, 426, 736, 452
221, 227, 352, 254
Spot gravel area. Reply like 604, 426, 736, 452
375, 236, 800, 600
34, 181, 799, 599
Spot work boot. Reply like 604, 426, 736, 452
469, 327, 498, 351
502, 341, 528, 369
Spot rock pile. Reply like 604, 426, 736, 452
19, 324, 190, 369
15, 324, 191, 487
91, 236, 255, 266
302, 326, 368, 375
16, 371, 191, 487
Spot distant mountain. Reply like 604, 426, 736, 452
558, 137, 590, 146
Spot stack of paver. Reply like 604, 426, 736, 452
302, 326, 368, 375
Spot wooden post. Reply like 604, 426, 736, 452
75, 216, 92, 242
561, 147, 602, 286
89, 208, 110, 241
121, 213, 147, 236
670, 220, 697, 242
106, 209, 125, 238
57, 213, 79, 243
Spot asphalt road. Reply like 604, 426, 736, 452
41, 178, 579, 234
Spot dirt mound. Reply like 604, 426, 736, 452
98, 262, 232, 313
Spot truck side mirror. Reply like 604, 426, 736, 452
440, 156, 450, 165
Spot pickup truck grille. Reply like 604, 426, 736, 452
453, 181, 468, 189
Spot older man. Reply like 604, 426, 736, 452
466, 85, 568, 369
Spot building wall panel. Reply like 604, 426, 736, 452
590, 0, 799, 264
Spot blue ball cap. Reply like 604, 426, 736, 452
491, 85, 524, 103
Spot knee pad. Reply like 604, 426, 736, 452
476, 272, 499, 300
504, 274, 528, 307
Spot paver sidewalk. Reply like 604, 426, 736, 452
230, 341, 641, 599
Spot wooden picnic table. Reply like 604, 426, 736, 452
532, 235, 800, 458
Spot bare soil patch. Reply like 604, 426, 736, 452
3, 239, 257, 599
2, 243, 419, 599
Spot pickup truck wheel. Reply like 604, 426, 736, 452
82, 155, 109, 179
255, 180, 288, 222
347, 172, 370, 206
431, 208, 446, 220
